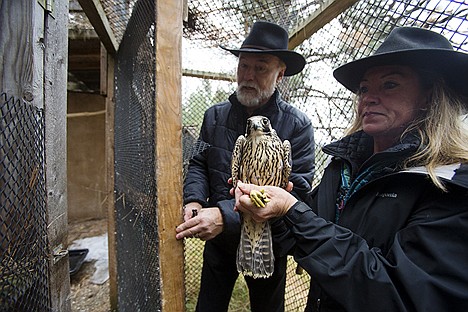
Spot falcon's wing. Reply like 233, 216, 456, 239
231, 135, 246, 187
281, 139, 292, 188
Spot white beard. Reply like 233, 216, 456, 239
236, 82, 275, 108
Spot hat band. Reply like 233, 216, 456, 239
241, 44, 275, 50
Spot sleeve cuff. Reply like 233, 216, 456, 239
217, 199, 240, 236
183, 198, 208, 207
284, 201, 315, 226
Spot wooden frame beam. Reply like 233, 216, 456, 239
77, 0, 118, 54
183, 69, 235, 82
288, 0, 360, 49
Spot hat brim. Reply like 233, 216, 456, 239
221, 45, 306, 76
333, 49, 468, 98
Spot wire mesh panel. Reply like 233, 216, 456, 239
181, 0, 468, 310
101, 0, 139, 48
94, 0, 468, 309
0, 92, 50, 311
113, 0, 162, 310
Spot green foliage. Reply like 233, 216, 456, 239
184, 238, 250, 311
183, 79, 231, 127
184, 238, 310, 311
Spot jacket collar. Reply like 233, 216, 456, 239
323, 130, 421, 174
403, 163, 468, 189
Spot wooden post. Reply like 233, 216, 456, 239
105, 52, 118, 311
42, 0, 71, 311
155, 0, 185, 311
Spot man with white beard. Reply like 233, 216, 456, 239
176, 21, 315, 312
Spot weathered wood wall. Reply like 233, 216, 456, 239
0, 0, 70, 310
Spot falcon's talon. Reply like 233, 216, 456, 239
250, 189, 270, 208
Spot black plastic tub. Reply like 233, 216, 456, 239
69, 249, 89, 276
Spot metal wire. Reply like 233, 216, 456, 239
106, 0, 468, 310
0, 92, 50, 311
181, 0, 468, 310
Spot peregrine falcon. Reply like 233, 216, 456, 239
231, 115, 292, 279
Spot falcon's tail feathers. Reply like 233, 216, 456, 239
236, 217, 274, 279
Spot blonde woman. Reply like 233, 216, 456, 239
234, 27, 468, 312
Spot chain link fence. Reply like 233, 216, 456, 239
0, 92, 50, 311
181, 0, 468, 311
103, 0, 468, 310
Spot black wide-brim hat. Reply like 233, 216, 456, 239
221, 21, 306, 76
333, 27, 468, 98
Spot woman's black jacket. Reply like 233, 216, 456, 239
284, 131, 468, 312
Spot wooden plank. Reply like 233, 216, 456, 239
183, 68, 235, 82
68, 55, 101, 70
77, 0, 118, 54
288, 0, 360, 49
42, 0, 71, 311
68, 36, 100, 55
154, 0, 185, 311
105, 54, 118, 311
0, 1, 36, 100
100, 44, 107, 95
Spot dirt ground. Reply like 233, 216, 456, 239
68, 218, 111, 312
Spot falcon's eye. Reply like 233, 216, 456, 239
262, 118, 268, 125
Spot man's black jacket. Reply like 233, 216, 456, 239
184, 90, 315, 254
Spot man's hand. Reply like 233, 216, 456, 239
183, 202, 202, 222
176, 207, 224, 241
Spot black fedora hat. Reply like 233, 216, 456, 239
221, 21, 306, 76
333, 27, 468, 98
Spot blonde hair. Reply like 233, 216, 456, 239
346, 75, 468, 191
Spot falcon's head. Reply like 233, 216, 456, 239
245, 115, 273, 137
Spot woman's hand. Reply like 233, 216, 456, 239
233, 181, 297, 222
